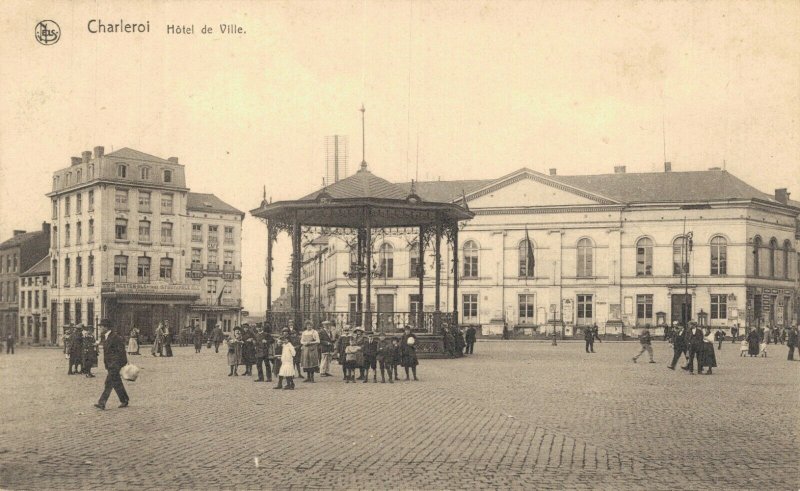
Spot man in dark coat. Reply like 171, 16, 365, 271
192, 325, 204, 353
68, 326, 83, 375
81, 326, 98, 378
253, 324, 273, 382
318, 321, 335, 377
787, 326, 798, 361
5, 333, 14, 354
212, 324, 224, 353
584, 325, 595, 353
453, 326, 465, 357
668, 325, 687, 370
681, 323, 705, 374
465, 326, 476, 354
442, 324, 454, 358
334, 326, 352, 380
94, 319, 129, 410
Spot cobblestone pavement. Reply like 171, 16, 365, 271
0, 340, 797, 490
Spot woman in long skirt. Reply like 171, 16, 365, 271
701, 328, 717, 375
151, 323, 163, 357
300, 320, 320, 382
400, 325, 419, 381
241, 325, 256, 376
127, 327, 140, 355
747, 329, 760, 357
226, 330, 243, 376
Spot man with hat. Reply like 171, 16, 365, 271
81, 324, 98, 378
318, 320, 335, 377
334, 325, 353, 380
351, 327, 368, 380
253, 323, 273, 382
94, 319, 130, 410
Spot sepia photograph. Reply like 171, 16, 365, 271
0, 1, 798, 489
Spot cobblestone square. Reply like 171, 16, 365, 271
1, 340, 798, 490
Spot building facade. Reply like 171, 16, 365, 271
18, 255, 51, 345
297, 167, 800, 335
0, 224, 50, 341
47, 146, 242, 344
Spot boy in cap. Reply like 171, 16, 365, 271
362, 331, 379, 383
376, 332, 394, 383
335, 326, 353, 380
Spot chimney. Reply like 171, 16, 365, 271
81, 151, 92, 163
775, 188, 789, 205
280, 287, 286, 296
94, 146, 104, 158
70, 157, 82, 166
168, 157, 179, 163
664, 162, 671, 172
13, 230, 26, 236
549, 168, 557, 176
614, 165, 626, 174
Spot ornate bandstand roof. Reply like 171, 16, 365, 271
250, 165, 474, 228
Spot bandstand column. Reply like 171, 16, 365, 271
266, 223, 274, 320
452, 223, 459, 327
356, 228, 363, 327
434, 224, 442, 332
364, 210, 373, 330
418, 226, 425, 328
291, 215, 302, 328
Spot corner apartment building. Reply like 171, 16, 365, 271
18, 255, 51, 345
0, 224, 50, 341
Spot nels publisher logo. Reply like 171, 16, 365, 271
35, 20, 60, 45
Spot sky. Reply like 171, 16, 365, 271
1, 0, 798, 314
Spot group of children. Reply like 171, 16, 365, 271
342, 331, 406, 383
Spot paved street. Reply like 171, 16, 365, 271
0, 340, 798, 490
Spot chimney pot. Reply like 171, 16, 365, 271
549, 168, 557, 176
71, 157, 82, 166
13, 230, 26, 236
664, 162, 671, 172
775, 188, 789, 205
168, 157, 179, 163
81, 151, 92, 163
614, 165, 626, 174
94, 146, 104, 158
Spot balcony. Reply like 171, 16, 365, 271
207, 263, 219, 272
208, 240, 219, 250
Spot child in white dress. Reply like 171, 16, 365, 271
274, 330, 297, 390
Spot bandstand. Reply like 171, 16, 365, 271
250, 163, 473, 356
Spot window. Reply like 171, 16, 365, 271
88, 164, 94, 179
769, 238, 778, 277
753, 236, 762, 276
518, 239, 535, 277
463, 294, 478, 321
636, 238, 653, 276
75, 256, 82, 286
191, 248, 202, 268
64, 223, 70, 246
192, 224, 203, 242
576, 238, 593, 277
223, 250, 234, 270
160, 258, 173, 280
576, 294, 593, 324
88, 219, 94, 243
518, 294, 535, 323
66, 173, 71, 186
378, 243, 393, 278
115, 218, 128, 240
138, 191, 151, 212
117, 164, 127, 178
52, 259, 58, 285
76, 222, 82, 244
137, 257, 151, 283
463, 240, 479, 278
87, 300, 94, 327
88, 190, 94, 211
207, 279, 217, 295
63, 257, 70, 287
74, 299, 82, 325
784, 240, 792, 279
20, 290, 24, 308
139, 220, 151, 242
52, 199, 58, 219
140, 166, 151, 180
0, 282, 4, 302
76, 169, 82, 182
224, 226, 234, 244
34, 290, 39, 309
673, 237, 689, 275
88, 255, 94, 285
710, 294, 727, 319
161, 193, 173, 214
63, 300, 70, 326
208, 250, 218, 270
710, 236, 727, 276
76, 193, 82, 214
115, 189, 128, 210
409, 243, 420, 278
163, 169, 172, 183
42, 289, 47, 305
636, 295, 653, 323
12, 254, 17, 273
53, 176, 59, 190
65, 196, 71, 216
208, 225, 218, 244
114, 255, 128, 282
160, 222, 173, 244
27, 291, 32, 309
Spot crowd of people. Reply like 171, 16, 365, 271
63, 324, 98, 377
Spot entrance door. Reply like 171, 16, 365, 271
376, 294, 394, 332
206, 315, 217, 334
671, 294, 692, 326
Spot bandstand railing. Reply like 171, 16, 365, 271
265, 311, 453, 335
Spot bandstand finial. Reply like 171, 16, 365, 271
360, 104, 367, 171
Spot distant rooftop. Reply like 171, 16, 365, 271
0, 230, 46, 250
21, 254, 50, 277
188, 192, 244, 217
105, 147, 177, 165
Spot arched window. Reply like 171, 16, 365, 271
117, 163, 127, 178
753, 236, 762, 276
463, 240, 479, 278
784, 240, 792, 279
88, 164, 94, 179
636, 238, 653, 276
378, 243, 393, 278
672, 237, 689, 275
769, 238, 778, 277
518, 239, 535, 278
163, 169, 172, 183
576, 238, 593, 277
409, 243, 420, 278
710, 236, 727, 276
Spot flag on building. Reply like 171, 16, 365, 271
525, 227, 535, 276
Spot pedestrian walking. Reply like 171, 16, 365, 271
746, 328, 760, 357
68, 325, 83, 375
632, 326, 655, 364
731, 324, 739, 344
161, 322, 173, 357
682, 322, 705, 373
667, 325, 688, 370
226, 330, 243, 376
465, 325, 476, 354
584, 325, 595, 353
701, 327, 717, 375
300, 320, 320, 382
714, 329, 725, 350
401, 325, 419, 381
127, 327, 140, 355
192, 325, 204, 353
81, 326, 98, 378
151, 323, 163, 357
318, 320, 335, 377
94, 319, 130, 410
274, 330, 296, 390
5, 333, 14, 354
212, 323, 224, 353
253, 324, 273, 382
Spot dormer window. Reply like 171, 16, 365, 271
141, 166, 151, 180
76, 169, 82, 182
66, 173, 72, 186
163, 169, 172, 183
88, 164, 94, 179
117, 163, 127, 178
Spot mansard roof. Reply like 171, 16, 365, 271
188, 192, 245, 217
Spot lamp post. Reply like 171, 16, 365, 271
681, 222, 694, 328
